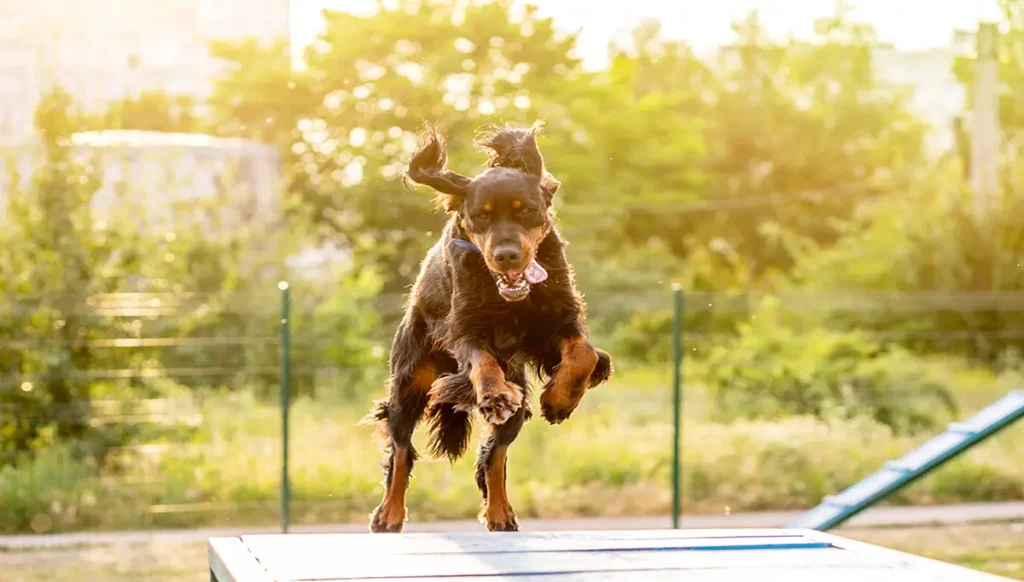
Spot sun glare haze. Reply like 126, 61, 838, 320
294, 0, 1002, 68
3, 1, 1024, 580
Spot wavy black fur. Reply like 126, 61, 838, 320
425, 372, 476, 462
366, 121, 612, 533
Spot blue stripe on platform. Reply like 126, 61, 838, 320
441, 541, 835, 555
683, 541, 833, 551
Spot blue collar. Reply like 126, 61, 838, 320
450, 238, 482, 254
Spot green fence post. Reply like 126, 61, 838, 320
279, 281, 292, 534
671, 283, 685, 529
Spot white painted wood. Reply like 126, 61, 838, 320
241, 528, 810, 557
208, 537, 273, 582
209, 529, 1011, 581
254, 548, 902, 581
342, 569, 1003, 582
241, 530, 822, 558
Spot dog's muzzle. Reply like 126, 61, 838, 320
494, 261, 547, 301
451, 237, 548, 301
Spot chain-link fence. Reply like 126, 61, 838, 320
2, 0, 1023, 539
4, 286, 1024, 534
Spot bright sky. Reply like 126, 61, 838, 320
291, 0, 1003, 67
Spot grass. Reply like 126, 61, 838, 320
1, 357, 1023, 533
1, 540, 208, 582
2, 522, 1021, 581
845, 522, 1024, 580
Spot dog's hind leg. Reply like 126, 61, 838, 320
475, 366, 530, 532
368, 313, 445, 533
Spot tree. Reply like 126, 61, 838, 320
690, 9, 927, 280
84, 90, 207, 133
0, 85, 381, 465
205, 1, 929, 316
782, 0, 1024, 363
788, 156, 1024, 363
953, 0, 1024, 192
210, 1, 584, 294
206, 38, 314, 144
532, 19, 709, 296
0, 87, 118, 462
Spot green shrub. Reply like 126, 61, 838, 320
2, 382, 1021, 533
704, 297, 958, 433
789, 162, 1024, 363
609, 310, 674, 363
0, 443, 103, 532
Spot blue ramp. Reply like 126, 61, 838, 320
787, 390, 1024, 531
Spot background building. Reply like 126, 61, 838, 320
0, 131, 283, 228
0, 0, 290, 141
0, 0, 290, 226
873, 44, 966, 153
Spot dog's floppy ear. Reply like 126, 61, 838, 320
476, 121, 560, 203
475, 121, 547, 177
405, 124, 471, 212
540, 171, 560, 201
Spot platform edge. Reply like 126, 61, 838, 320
209, 537, 274, 582
797, 529, 1016, 581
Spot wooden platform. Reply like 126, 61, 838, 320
208, 528, 1012, 581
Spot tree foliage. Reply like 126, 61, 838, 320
953, 0, 1024, 192
209, 2, 582, 293
788, 159, 1024, 362
1, 88, 127, 463
0, 86, 378, 465
690, 11, 926, 280
705, 297, 958, 434
206, 2, 924, 300
5, 0, 1007, 460
83, 90, 207, 133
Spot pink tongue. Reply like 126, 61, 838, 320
524, 259, 548, 284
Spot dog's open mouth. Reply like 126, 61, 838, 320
494, 260, 548, 301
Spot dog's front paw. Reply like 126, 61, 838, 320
590, 348, 613, 388
477, 381, 523, 424
539, 382, 581, 424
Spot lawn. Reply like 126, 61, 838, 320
3, 356, 1022, 534
847, 522, 1024, 580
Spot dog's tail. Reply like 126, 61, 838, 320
359, 398, 392, 443
425, 373, 476, 462
425, 404, 473, 462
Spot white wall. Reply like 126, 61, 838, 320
0, 0, 290, 141
0, 130, 284, 231
873, 45, 966, 154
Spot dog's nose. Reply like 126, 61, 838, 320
492, 245, 522, 269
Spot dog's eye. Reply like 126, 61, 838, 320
519, 208, 534, 216
472, 212, 489, 221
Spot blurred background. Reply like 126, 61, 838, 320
2, 0, 1024, 579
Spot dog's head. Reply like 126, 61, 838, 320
405, 122, 561, 302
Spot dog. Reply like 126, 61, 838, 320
365, 121, 613, 533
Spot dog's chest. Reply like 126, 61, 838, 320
488, 298, 565, 351
492, 323, 528, 355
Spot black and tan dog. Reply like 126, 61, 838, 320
366, 122, 612, 533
